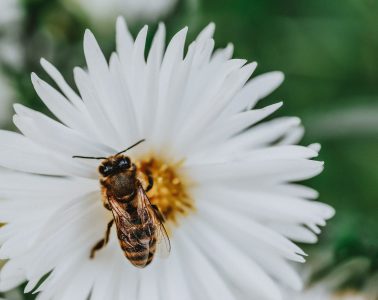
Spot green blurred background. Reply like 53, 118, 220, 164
0, 0, 377, 298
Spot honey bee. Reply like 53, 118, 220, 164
73, 140, 170, 268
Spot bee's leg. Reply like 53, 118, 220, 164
104, 219, 114, 243
101, 187, 111, 211
145, 169, 154, 192
137, 169, 154, 192
90, 219, 114, 259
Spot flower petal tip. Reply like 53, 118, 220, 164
30, 72, 38, 81
12, 103, 24, 114
83, 29, 97, 49
324, 205, 336, 219
308, 143, 321, 153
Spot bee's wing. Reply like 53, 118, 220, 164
108, 194, 151, 267
107, 195, 134, 245
154, 215, 171, 258
136, 184, 171, 259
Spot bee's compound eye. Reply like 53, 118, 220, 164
99, 165, 105, 175
118, 157, 131, 169
99, 164, 113, 176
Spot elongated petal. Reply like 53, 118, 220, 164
0, 130, 66, 175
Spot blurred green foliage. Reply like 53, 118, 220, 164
0, 0, 377, 297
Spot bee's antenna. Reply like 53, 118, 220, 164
72, 139, 145, 159
72, 155, 107, 160
116, 139, 145, 156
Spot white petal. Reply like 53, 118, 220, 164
58, 260, 94, 300
114, 265, 138, 300
160, 243, 195, 300
0, 171, 96, 200
190, 102, 283, 154
195, 186, 332, 227
224, 117, 302, 151
14, 103, 115, 157
270, 184, 320, 199
108, 53, 140, 144
182, 218, 283, 300
0, 130, 66, 175
247, 245, 303, 290
141, 23, 166, 136
138, 267, 160, 300
278, 125, 305, 145
225, 71, 284, 114
116, 17, 134, 74
128, 25, 148, 129
13, 114, 98, 178
270, 223, 319, 244
90, 258, 125, 300
175, 58, 247, 136
73, 66, 120, 148
39, 58, 85, 111
244, 145, 319, 160
33, 251, 92, 299
211, 43, 234, 63
0, 258, 27, 292
195, 23, 215, 45
0, 224, 41, 258
175, 230, 236, 300
83, 30, 126, 147
308, 143, 321, 152
152, 27, 188, 145
24, 193, 104, 280
186, 159, 324, 184
177, 62, 257, 153
196, 199, 307, 261
155, 36, 195, 149
31, 73, 87, 132
192, 144, 318, 165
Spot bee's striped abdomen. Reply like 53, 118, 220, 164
117, 202, 158, 268
119, 229, 157, 268
105, 173, 170, 269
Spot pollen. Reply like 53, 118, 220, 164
136, 156, 195, 228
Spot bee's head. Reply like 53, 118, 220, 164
99, 155, 132, 177
72, 139, 144, 176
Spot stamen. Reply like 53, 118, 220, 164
136, 156, 195, 228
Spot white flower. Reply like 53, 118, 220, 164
64, 0, 178, 26
0, 18, 334, 300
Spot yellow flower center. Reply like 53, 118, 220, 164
136, 156, 195, 229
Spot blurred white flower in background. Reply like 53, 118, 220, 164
0, 72, 15, 127
0, 19, 334, 299
287, 288, 367, 300
0, 0, 23, 129
64, 0, 178, 27
0, 0, 22, 27
0, 0, 24, 68
285, 257, 378, 300
0, 287, 23, 300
